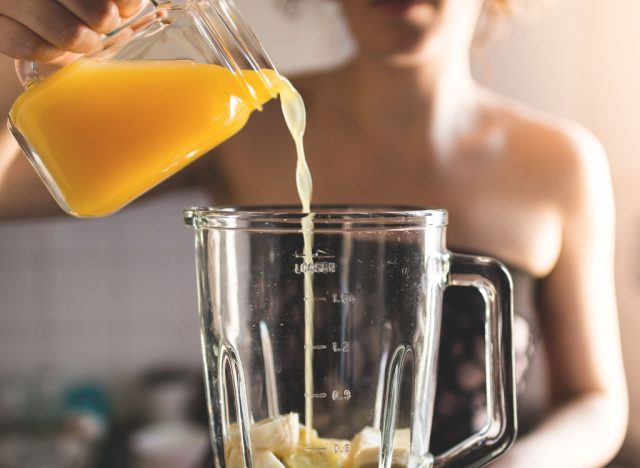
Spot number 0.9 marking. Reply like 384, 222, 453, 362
331, 389, 352, 401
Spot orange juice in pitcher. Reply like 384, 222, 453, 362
8, 0, 286, 217
10, 59, 280, 217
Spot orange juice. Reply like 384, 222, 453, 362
9, 59, 280, 217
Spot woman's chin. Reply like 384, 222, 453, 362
368, 0, 437, 17
343, 0, 440, 62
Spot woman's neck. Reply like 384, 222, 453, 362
336, 49, 478, 152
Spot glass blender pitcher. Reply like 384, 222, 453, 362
184, 206, 517, 468
8, 0, 282, 218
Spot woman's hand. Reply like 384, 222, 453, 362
0, 0, 147, 61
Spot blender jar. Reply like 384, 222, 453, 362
184, 206, 517, 468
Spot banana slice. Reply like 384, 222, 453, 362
228, 413, 300, 458
252, 413, 300, 457
344, 427, 410, 468
227, 448, 285, 468
298, 425, 318, 444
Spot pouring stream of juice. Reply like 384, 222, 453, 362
279, 81, 316, 443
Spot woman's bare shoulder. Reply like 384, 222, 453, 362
478, 88, 610, 207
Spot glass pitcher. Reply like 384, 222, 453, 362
184, 206, 517, 468
8, 0, 282, 218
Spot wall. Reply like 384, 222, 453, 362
0, 0, 638, 459
0, 190, 209, 415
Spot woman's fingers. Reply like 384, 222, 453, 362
56, 0, 149, 31
114, 0, 149, 18
55, 0, 121, 34
0, 0, 149, 61
0, 0, 103, 58
0, 15, 66, 62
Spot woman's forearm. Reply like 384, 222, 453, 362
492, 391, 627, 468
0, 54, 63, 217
0, 124, 62, 218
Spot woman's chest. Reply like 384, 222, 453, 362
215, 127, 562, 276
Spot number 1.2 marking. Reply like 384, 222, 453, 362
332, 341, 350, 353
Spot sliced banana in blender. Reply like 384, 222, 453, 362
344, 427, 410, 468
227, 448, 285, 468
228, 413, 300, 458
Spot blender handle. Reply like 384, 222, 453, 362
435, 253, 517, 468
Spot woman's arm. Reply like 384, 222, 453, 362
494, 128, 628, 467
0, 53, 66, 217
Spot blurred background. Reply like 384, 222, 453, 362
0, 0, 638, 466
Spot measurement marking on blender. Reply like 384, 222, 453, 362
304, 296, 327, 302
331, 389, 352, 401
331, 292, 356, 303
294, 261, 337, 275
304, 344, 327, 350
305, 447, 328, 452
333, 443, 351, 453
332, 341, 350, 352
293, 249, 335, 259
304, 392, 328, 399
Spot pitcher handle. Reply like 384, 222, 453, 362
15, 60, 41, 88
435, 253, 517, 468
